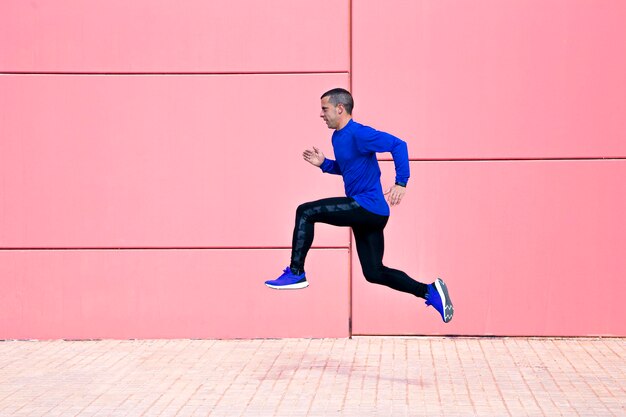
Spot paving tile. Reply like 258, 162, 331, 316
0, 337, 624, 416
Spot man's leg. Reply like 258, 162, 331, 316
353, 213, 454, 322
265, 197, 360, 289
290, 197, 360, 274
353, 220, 428, 299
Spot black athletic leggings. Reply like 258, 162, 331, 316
290, 197, 427, 299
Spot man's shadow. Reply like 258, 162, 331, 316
259, 353, 425, 387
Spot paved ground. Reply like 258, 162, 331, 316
0, 337, 623, 416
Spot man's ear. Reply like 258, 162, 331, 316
337, 103, 345, 114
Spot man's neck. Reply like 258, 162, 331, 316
335, 117, 352, 131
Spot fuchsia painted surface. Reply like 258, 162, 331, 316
352, 160, 626, 336
0, 74, 348, 248
0, 249, 350, 339
352, 0, 626, 159
0, 1, 349, 73
348, 0, 626, 336
1, 1, 625, 338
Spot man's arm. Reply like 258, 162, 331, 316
356, 127, 410, 205
303, 147, 342, 175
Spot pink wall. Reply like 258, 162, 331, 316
0, 249, 349, 339
0, 0, 352, 339
352, 0, 626, 159
0, 1, 349, 73
1, 1, 625, 338
0, 74, 348, 248
353, 161, 626, 336
350, 0, 626, 337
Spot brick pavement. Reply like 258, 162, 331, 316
0, 337, 623, 416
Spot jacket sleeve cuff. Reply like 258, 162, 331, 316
320, 159, 333, 172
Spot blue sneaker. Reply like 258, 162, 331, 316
265, 267, 309, 290
425, 278, 454, 323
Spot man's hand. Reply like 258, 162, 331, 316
303, 146, 326, 167
384, 184, 406, 206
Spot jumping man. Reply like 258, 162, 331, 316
265, 88, 453, 323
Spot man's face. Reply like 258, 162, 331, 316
320, 96, 341, 129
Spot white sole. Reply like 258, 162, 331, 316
435, 278, 454, 323
265, 281, 309, 290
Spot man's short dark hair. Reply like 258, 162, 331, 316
321, 88, 354, 115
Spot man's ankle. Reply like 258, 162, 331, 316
290, 267, 304, 276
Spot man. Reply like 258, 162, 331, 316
265, 88, 453, 323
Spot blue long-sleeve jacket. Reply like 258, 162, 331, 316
319, 119, 410, 216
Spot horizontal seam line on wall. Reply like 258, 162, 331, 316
380, 157, 626, 162
0, 246, 350, 251
349, 334, 624, 339
0, 71, 350, 76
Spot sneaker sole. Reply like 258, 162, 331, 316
435, 278, 454, 323
265, 281, 309, 290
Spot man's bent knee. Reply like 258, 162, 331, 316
296, 201, 320, 220
363, 268, 385, 285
